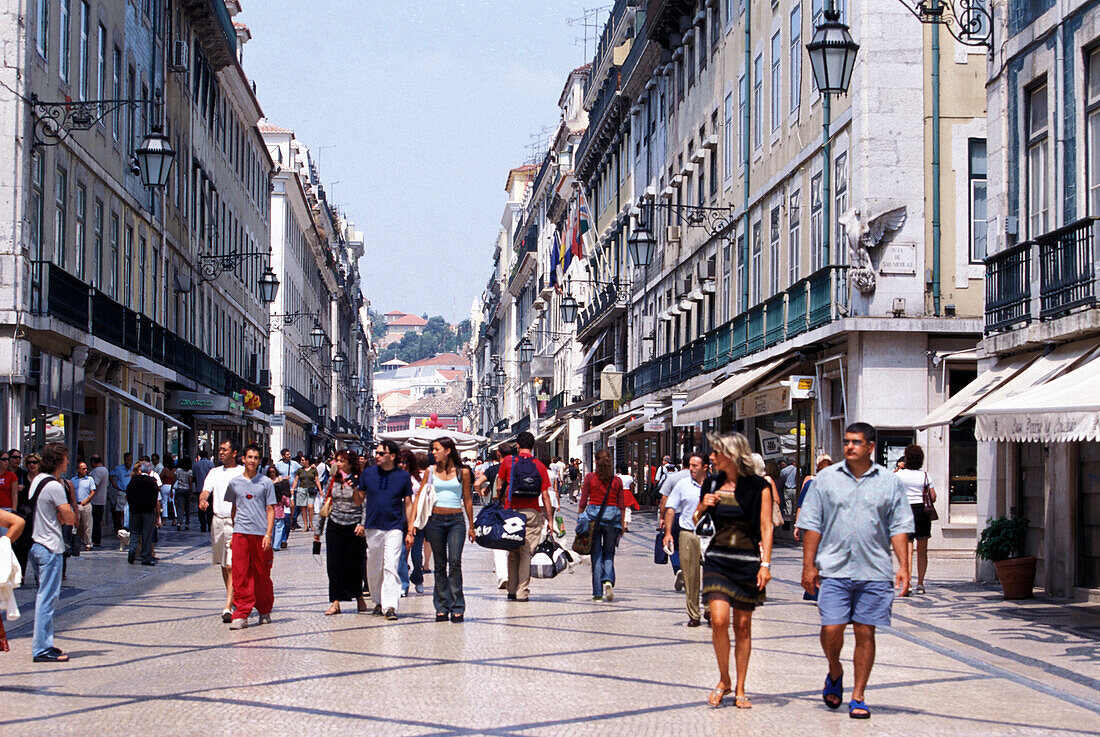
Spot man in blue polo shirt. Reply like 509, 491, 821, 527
799, 422, 912, 720
357, 440, 413, 621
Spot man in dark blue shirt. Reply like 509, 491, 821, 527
357, 440, 413, 620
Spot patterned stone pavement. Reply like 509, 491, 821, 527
2, 512, 1098, 736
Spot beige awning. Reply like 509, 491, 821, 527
577, 411, 636, 444
676, 357, 788, 426
612, 407, 671, 439
914, 352, 1038, 429
86, 377, 191, 430
545, 423, 567, 443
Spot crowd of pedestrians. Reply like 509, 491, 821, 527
0, 420, 934, 721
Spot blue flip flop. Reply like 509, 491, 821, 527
823, 673, 843, 709
849, 699, 871, 719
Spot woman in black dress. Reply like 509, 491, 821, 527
692, 431, 774, 709
316, 449, 367, 615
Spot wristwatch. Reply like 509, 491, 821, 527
760, 561, 771, 568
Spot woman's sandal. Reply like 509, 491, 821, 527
734, 695, 752, 709
823, 672, 844, 709
849, 699, 871, 719
324, 603, 340, 616
356, 599, 368, 613
707, 686, 732, 708
435, 613, 449, 622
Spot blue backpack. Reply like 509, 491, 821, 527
508, 455, 542, 499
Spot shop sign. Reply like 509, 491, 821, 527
166, 392, 230, 413
229, 392, 246, 413
270, 414, 285, 427
643, 421, 667, 433
735, 386, 791, 419
788, 375, 817, 400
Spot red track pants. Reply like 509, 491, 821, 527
231, 532, 273, 619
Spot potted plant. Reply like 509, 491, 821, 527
975, 515, 1035, 600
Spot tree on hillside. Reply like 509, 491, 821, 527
368, 309, 386, 340
376, 315, 470, 364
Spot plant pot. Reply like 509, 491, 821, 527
994, 556, 1036, 600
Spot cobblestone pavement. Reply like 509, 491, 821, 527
2, 512, 1098, 736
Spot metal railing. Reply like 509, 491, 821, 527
984, 242, 1032, 332
1038, 216, 1097, 320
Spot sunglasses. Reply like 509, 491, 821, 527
0, 457, 7, 462
27, 460, 40, 466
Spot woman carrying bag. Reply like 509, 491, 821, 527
317, 450, 367, 615
578, 449, 626, 602
693, 432, 774, 709
411, 438, 476, 623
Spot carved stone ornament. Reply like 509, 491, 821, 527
838, 206, 908, 294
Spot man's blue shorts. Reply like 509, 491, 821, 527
817, 578, 894, 627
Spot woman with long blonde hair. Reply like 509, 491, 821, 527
692, 432, 774, 709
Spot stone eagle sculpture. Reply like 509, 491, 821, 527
838, 206, 908, 295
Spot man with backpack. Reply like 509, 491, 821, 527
26, 443, 76, 662
494, 432, 553, 602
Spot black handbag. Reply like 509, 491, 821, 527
653, 527, 668, 564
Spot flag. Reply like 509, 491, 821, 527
549, 229, 560, 288
575, 189, 594, 259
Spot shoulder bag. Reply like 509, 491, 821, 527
319, 476, 335, 519
922, 472, 939, 521
571, 476, 614, 556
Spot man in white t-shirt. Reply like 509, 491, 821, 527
29, 443, 76, 662
198, 438, 245, 623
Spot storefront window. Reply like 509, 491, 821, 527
948, 367, 978, 506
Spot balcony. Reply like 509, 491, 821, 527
627, 265, 850, 399
180, 0, 237, 70
985, 217, 1098, 333
32, 262, 90, 330
285, 386, 318, 419
576, 281, 627, 337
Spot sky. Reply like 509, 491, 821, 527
240, 1, 608, 324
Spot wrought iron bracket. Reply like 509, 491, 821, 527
897, 0, 993, 50
29, 94, 157, 149
269, 311, 319, 332
198, 251, 271, 282
641, 201, 737, 240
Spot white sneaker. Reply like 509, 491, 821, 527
229, 618, 247, 630
603, 582, 614, 602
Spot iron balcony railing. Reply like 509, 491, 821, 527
627, 265, 850, 399
1038, 216, 1098, 320
984, 242, 1032, 332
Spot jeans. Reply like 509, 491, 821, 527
129, 511, 156, 562
91, 504, 105, 546
590, 523, 620, 597
272, 518, 286, 550
30, 543, 63, 657
424, 513, 466, 615
409, 529, 426, 587
175, 491, 191, 527
397, 544, 410, 594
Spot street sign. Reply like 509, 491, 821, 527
643, 421, 667, 433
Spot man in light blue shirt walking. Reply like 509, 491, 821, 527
798, 422, 912, 720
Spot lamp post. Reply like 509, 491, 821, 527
560, 294, 580, 324
257, 267, 280, 305
309, 321, 325, 352
517, 337, 535, 364
806, 2, 858, 267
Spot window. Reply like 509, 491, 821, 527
774, 204, 783, 294
109, 213, 119, 298
968, 139, 988, 263
126, 65, 135, 153
74, 184, 86, 280
736, 230, 746, 312
753, 54, 763, 149
790, 5, 802, 113
36, 0, 48, 60
78, 2, 89, 100
92, 199, 103, 288
97, 24, 106, 109
738, 75, 748, 163
724, 93, 734, 182
151, 247, 159, 321
60, 0, 70, 82
710, 112, 719, 195
1026, 82, 1050, 238
810, 172, 823, 271
723, 241, 732, 319
112, 47, 121, 140
712, 4, 722, 49
834, 151, 849, 264
30, 152, 44, 263
124, 225, 133, 307
687, 35, 695, 88
789, 189, 802, 284
751, 221, 762, 305
54, 167, 67, 269
771, 31, 782, 131
1087, 48, 1100, 215
138, 236, 146, 312
699, 15, 708, 72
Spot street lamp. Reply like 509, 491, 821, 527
626, 209, 657, 268
134, 126, 176, 188
257, 267, 280, 305
517, 337, 535, 363
493, 365, 506, 388
560, 294, 580, 324
309, 321, 325, 351
332, 351, 347, 374
806, 6, 859, 95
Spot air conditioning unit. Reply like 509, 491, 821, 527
666, 225, 681, 243
169, 39, 189, 73
675, 276, 693, 299
696, 260, 716, 281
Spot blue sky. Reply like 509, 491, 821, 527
241, 1, 605, 323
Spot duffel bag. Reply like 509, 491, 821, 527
473, 502, 527, 550
530, 538, 570, 579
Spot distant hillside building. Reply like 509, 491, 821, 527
380, 311, 429, 348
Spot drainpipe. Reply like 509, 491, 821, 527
931, 6, 942, 315
1054, 0, 1066, 227
822, 95, 831, 267
741, 1, 751, 311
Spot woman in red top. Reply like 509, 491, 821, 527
579, 449, 626, 601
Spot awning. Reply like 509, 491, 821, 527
676, 357, 789, 426
545, 423, 567, 444
535, 418, 561, 442
577, 411, 636, 444
86, 377, 191, 430
612, 408, 671, 440
574, 332, 608, 375
915, 352, 1038, 429
969, 345, 1100, 442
